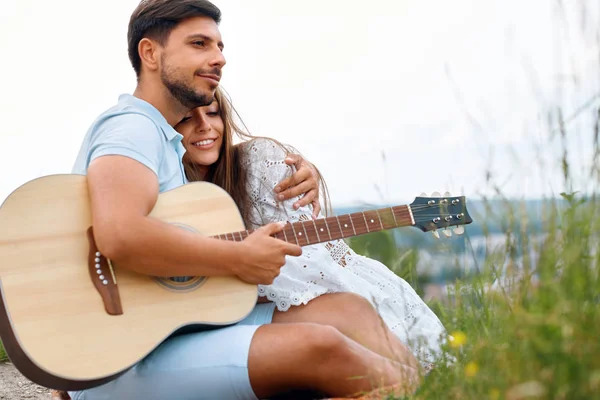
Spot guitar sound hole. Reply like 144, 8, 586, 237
154, 275, 208, 292
167, 276, 195, 283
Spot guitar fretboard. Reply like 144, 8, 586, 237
211, 205, 414, 246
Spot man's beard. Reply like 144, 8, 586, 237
161, 59, 214, 109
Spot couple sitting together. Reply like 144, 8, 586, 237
63, 0, 451, 399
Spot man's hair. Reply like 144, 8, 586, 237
127, 0, 222, 77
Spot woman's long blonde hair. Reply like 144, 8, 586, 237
184, 87, 331, 226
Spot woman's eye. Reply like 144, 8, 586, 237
206, 111, 219, 117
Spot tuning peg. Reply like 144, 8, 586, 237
443, 228, 452, 238
431, 191, 441, 197
432, 230, 440, 239
453, 226, 465, 235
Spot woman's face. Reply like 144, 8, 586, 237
175, 100, 225, 176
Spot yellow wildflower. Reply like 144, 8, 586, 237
489, 388, 500, 400
465, 361, 479, 377
449, 331, 467, 348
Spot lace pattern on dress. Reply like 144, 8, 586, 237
238, 139, 449, 367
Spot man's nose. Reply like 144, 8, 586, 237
209, 48, 226, 69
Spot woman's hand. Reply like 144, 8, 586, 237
273, 153, 321, 218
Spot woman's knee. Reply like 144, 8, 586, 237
331, 292, 376, 313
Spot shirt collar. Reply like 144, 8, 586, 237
118, 94, 183, 142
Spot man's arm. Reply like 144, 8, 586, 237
87, 155, 300, 283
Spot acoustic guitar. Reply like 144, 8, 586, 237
0, 174, 472, 390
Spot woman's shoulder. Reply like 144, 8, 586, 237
238, 137, 293, 161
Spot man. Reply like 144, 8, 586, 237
68, 1, 418, 399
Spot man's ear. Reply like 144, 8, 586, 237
138, 38, 160, 73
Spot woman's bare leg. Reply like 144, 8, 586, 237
271, 293, 420, 371
248, 322, 418, 399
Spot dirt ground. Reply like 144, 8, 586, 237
0, 362, 52, 400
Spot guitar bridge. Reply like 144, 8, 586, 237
86, 227, 123, 316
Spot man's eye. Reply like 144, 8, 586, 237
179, 116, 192, 124
193, 41, 205, 47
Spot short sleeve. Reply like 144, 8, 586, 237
87, 113, 164, 176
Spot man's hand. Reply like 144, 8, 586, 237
274, 153, 321, 218
234, 222, 302, 284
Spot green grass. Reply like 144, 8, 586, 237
349, 191, 600, 399
0, 339, 6, 362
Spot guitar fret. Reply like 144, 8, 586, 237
282, 225, 289, 243
407, 205, 415, 226
371, 210, 384, 230
324, 218, 333, 241
337, 215, 356, 238
316, 218, 333, 241
335, 216, 344, 239
362, 212, 370, 233
390, 207, 398, 226
289, 223, 301, 245
301, 222, 310, 244
376, 210, 384, 230
312, 219, 321, 242
349, 215, 357, 236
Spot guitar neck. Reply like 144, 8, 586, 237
211, 205, 415, 246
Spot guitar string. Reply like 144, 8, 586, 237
208, 197, 468, 241
211, 215, 465, 242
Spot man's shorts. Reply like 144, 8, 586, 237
69, 302, 277, 400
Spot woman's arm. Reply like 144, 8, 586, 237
242, 139, 324, 229
274, 154, 321, 218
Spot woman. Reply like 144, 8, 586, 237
176, 87, 450, 370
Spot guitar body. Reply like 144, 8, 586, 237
0, 175, 257, 390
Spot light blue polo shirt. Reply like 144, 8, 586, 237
72, 94, 188, 192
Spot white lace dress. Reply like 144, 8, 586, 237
240, 139, 448, 367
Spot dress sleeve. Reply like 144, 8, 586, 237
241, 138, 317, 230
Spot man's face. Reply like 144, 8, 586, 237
159, 16, 226, 109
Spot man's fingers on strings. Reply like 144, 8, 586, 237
259, 221, 287, 236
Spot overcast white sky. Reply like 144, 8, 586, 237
1, 0, 598, 207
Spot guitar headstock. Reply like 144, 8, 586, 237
409, 192, 473, 239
